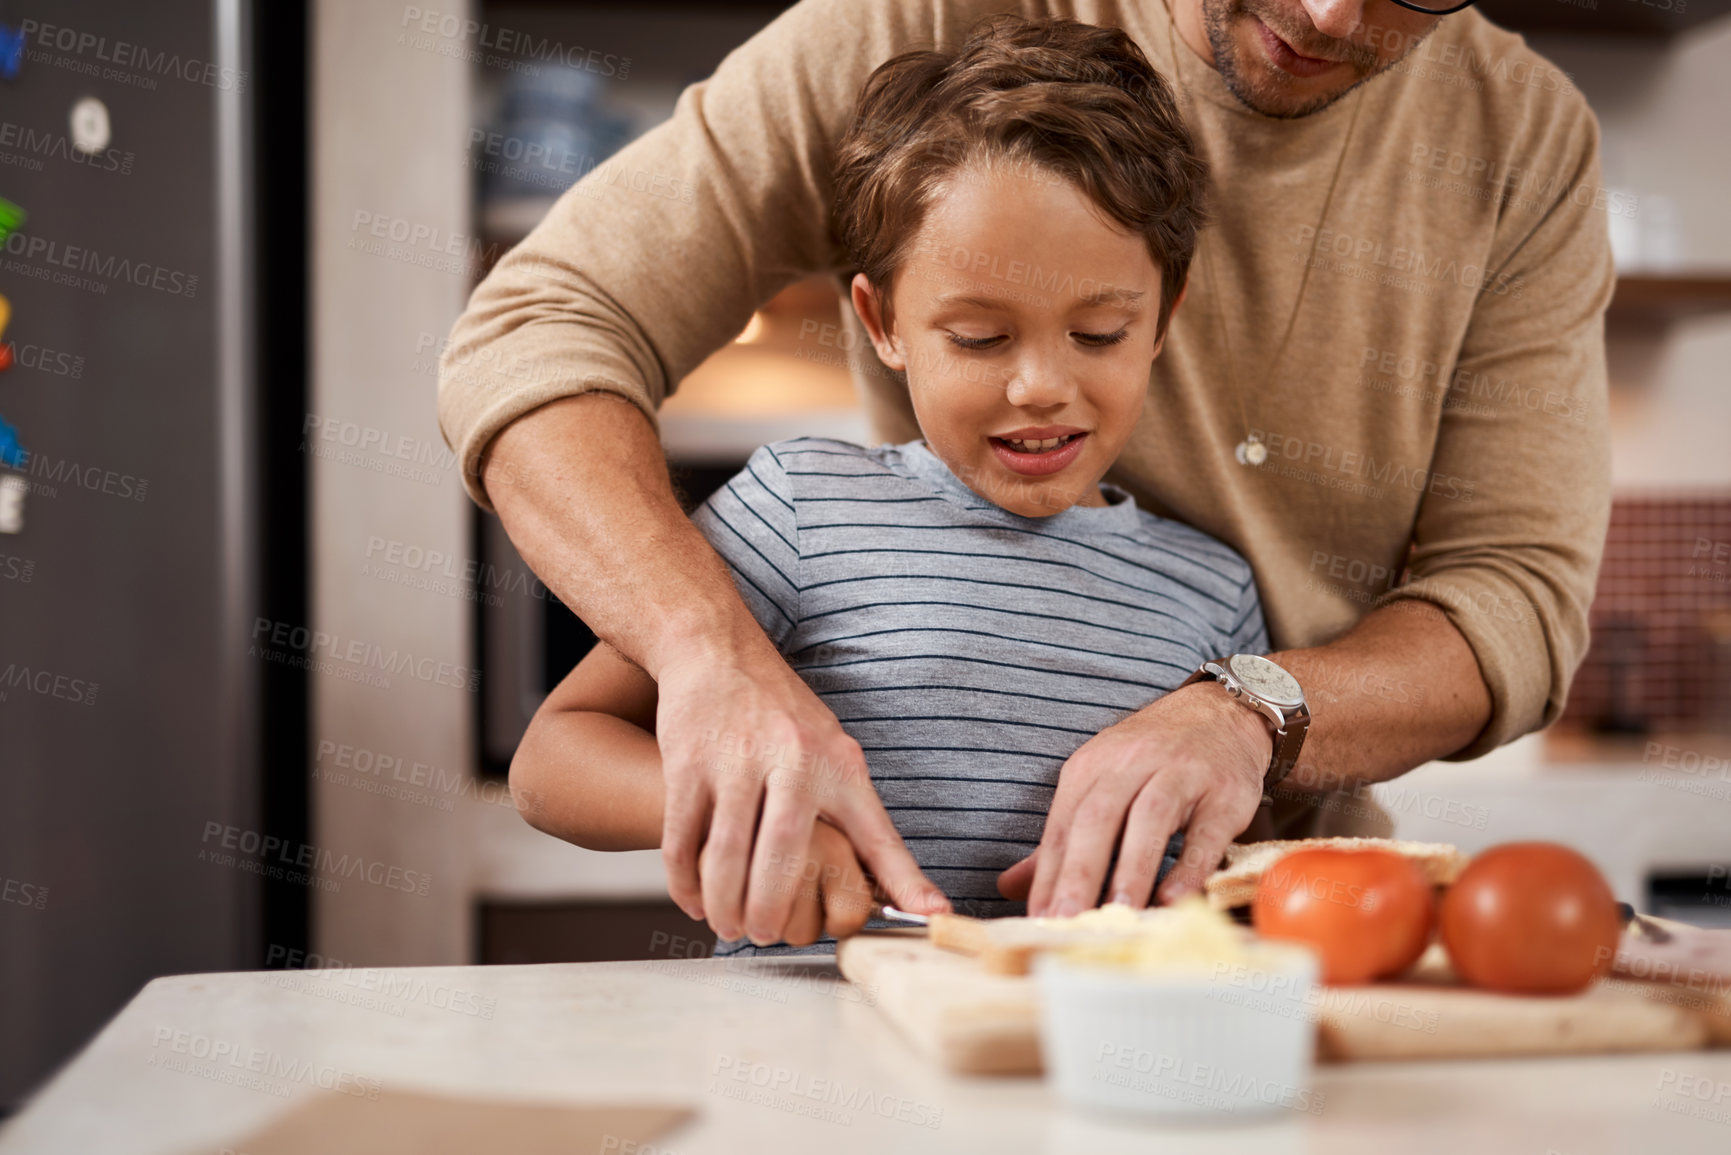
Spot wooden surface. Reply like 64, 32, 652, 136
837, 933, 1718, 1075
228, 1090, 689, 1155
840, 931, 1046, 1075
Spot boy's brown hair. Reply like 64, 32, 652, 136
833, 15, 1208, 338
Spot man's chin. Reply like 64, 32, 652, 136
1213, 20, 1371, 119
1226, 77, 1361, 119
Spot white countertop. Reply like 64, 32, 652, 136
2, 954, 1728, 1154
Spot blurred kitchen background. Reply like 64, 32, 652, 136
2, 0, 1730, 1113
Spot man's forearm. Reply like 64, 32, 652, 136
1271, 599, 1493, 792
484, 391, 775, 678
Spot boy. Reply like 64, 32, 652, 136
509, 15, 1264, 953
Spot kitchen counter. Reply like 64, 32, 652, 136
2, 954, 1728, 1154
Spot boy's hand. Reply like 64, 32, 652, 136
656, 635, 949, 945
772, 818, 877, 946
1008, 680, 1273, 917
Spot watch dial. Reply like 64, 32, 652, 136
1228, 654, 1303, 707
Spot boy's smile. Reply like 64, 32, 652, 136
851, 157, 1176, 518
989, 424, 1090, 477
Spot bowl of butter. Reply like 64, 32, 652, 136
1033, 898, 1320, 1120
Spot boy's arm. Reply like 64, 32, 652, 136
510, 641, 666, 852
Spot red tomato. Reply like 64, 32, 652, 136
1251, 848, 1435, 985
1440, 842, 1620, 995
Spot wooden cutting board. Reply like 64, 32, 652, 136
836, 931, 1715, 1075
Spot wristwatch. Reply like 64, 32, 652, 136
1182, 654, 1310, 804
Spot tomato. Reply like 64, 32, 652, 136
1440, 842, 1620, 995
1251, 848, 1435, 985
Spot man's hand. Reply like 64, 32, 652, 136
656, 635, 950, 945
1001, 682, 1273, 917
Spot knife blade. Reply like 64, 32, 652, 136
866, 831, 1190, 929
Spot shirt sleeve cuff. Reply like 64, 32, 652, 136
442, 371, 661, 513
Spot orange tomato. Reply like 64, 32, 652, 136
1251, 848, 1435, 985
1440, 842, 1621, 995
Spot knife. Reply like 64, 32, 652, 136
875, 905, 930, 926
1618, 902, 1673, 944
869, 831, 1190, 927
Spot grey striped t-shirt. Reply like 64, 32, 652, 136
689, 437, 1266, 953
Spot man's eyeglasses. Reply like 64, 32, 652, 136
1385, 0, 1478, 13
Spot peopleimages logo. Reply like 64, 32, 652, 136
1248, 427, 1477, 504
1294, 224, 1523, 298
1, 876, 49, 911
0, 551, 36, 583
265, 944, 498, 1019
17, 449, 149, 501
2, 229, 198, 297
19, 20, 248, 92
0, 120, 136, 175
148, 1028, 378, 1100
249, 617, 481, 692
10, 342, 86, 379
200, 821, 433, 897
710, 1055, 943, 1130
399, 7, 631, 77
363, 534, 549, 604
0, 663, 99, 706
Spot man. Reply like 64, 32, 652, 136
438, 0, 1611, 944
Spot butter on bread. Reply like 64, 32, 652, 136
1203, 836, 1467, 911
930, 904, 1159, 976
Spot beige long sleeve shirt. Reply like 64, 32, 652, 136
438, 0, 1614, 759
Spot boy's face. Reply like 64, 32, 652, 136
852, 160, 1173, 519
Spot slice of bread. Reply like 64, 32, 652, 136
1204, 836, 1468, 911
928, 906, 1170, 975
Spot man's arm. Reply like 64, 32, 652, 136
488, 394, 947, 943
1003, 600, 1490, 916
484, 392, 753, 681
1271, 599, 1491, 791
1014, 68, 1614, 918
1368, 104, 1614, 758
438, 0, 1004, 507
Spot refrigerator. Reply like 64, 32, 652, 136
0, 0, 308, 1110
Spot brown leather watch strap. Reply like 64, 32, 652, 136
1263, 723, 1308, 805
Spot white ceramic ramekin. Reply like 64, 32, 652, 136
1034, 944, 1321, 1120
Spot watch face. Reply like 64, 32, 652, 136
1227, 654, 1303, 708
